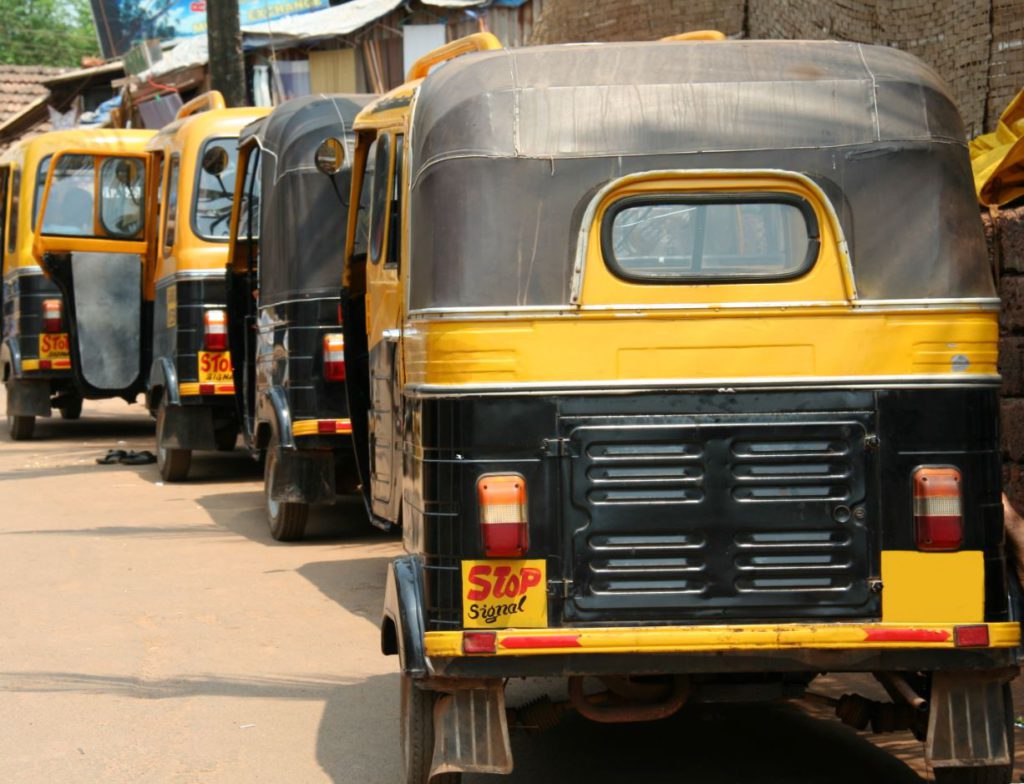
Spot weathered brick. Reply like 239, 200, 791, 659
1001, 337, 1024, 395
1002, 398, 1024, 460
1004, 462, 1024, 511
999, 276, 1024, 335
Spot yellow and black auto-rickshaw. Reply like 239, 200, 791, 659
2, 129, 153, 439
224, 93, 374, 539
143, 92, 268, 481
338, 35, 1018, 783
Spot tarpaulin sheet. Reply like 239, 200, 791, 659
970, 89, 1024, 207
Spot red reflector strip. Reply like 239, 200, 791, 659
318, 420, 337, 434
954, 625, 990, 648
463, 631, 497, 654
862, 628, 951, 643
199, 383, 215, 395
499, 634, 582, 650
39, 360, 52, 370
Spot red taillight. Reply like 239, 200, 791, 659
204, 309, 227, 351
954, 624, 990, 648
42, 299, 62, 333
913, 466, 963, 551
478, 474, 528, 557
462, 631, 497, 655
323, 333, 346, 381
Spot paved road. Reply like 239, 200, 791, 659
0, 393, 1018, 782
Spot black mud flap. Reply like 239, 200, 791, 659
927, 670, 1015, 769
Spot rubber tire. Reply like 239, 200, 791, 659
214, 424, 237, 452
7, 414, 35, 440
933, 684, 1014, 784
400, 675, 461, 784
264, 435, 309, 541
58, 396, 83, 420
156, 401, 192, 482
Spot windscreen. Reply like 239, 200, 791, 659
41, 155, 145, 239
41, 155, 95, 236
193, 137, 238, 240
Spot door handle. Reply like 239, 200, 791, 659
382, 328, 401, 342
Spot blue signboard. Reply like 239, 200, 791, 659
90, 0, 331, 58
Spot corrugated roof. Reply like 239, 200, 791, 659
0, 65, 69, 125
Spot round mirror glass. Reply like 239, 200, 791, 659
201, 145, 229, 176
314, 137, 347, 175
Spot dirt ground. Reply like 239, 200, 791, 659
0, 392, 1021, 783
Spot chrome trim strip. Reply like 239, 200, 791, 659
404, 374, 1001, 397
406, 299, 1000, 321
3, 266, 45, 282
154, 269, 227, 288
568, 168, 858, 305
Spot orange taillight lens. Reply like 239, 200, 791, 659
204, 309, 227, 351
42, 299, 62, 333
323, 333, 346, 381
912, 466, 963, 551
478, 474, 528, 557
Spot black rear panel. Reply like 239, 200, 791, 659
563, 414, 873, 622
407, 386, 1007, 631
2, 270, 68, 376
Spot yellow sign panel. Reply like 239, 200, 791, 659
38, 333, 70, 362
198, 351, 233, 383
461, 559, 547, 629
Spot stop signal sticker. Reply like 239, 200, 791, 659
461, 559, 547, 629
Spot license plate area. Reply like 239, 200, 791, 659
198, 351, 233, 383
562, 412, 877, 623
38, 333, 70, 364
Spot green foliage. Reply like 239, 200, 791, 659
0, 0, 100, 67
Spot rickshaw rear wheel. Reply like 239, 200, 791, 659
156, 401, 191, 482
58, 395, 83, 420
400, 675, 461, 784
264, 433, 309, 541
7, 414, 35, 440
932, 683, 1013, 784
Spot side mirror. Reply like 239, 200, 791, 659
315, 137, 347, 175
202, 145, 229, 176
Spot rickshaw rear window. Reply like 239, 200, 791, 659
602, 194, 818, 283
98, 157, 145, 239
193, 137, 239, 241
40, 155, 94, 237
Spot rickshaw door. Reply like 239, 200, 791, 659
363, 132, 404, 524
32, 150, 150, 398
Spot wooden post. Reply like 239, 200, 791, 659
206, 0, 246, 107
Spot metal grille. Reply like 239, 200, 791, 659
564, 415, 875, 622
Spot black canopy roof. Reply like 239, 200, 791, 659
245, 93, 374, 305
406, 41, 990, 308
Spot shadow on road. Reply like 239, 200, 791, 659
469, 698, 927, 784
195, 489, 395, 547
0, 669, 401, 783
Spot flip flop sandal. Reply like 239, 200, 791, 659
119, 450, 156, 465
96, 449, 128, 465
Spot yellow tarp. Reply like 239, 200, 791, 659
970, 88, 1024, 207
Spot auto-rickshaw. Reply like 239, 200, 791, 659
223, 93, 374, 540
2, 129, 154, 439
339, 34, 1018, 783
144, 92, 269, 480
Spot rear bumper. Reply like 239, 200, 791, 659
423, 622, 1021, 678
426, 622, 1020, 657
179, 381, 235, 398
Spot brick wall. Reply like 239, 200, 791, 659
529, 0, 1024, 137
529, 0, 744, 44
988, 208, 1024, 509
